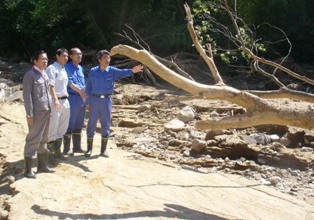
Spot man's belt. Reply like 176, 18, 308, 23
68, 92, 80, 96
58, 96, 68, 100
91, 94, 111, 98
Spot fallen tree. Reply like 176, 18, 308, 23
110, 2, 314, 131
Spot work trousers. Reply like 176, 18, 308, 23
87, 97, 112, 138
24, 110, 50, 157
48, 98, 70, 141
67, 94, 85, 134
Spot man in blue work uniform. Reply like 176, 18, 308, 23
64, 48, 88, 155
84, 49, 143, 157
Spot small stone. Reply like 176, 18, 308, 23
6, 175, 15, 183
0, 210, 9, 220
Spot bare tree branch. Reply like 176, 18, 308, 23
110, 44, 314, 130
184, 3, 224, 85
116, 25, 195, 81
108, 2, 314, 131
220, 0, 314, 87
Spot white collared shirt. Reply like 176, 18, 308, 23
46, 61, 69, 97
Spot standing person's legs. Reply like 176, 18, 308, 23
99, 98, 112, 157
72, 98, 86, 152
55, 99, 70, 158
99, 98, 112, 138
48, 106, 59, 142
24, 111, 50, 157
85, 98, 100, 157
37, 111, 54, 173
47, 106, 59, 165
86, 98, 100, 137
57, 99, 71, 139
63, 95, 79, 154
24, 111, 51, 178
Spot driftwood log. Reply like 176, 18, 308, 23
109, 3, 314, 131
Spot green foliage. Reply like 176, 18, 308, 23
232, 0, 314, 63
0, 0, 35, 59
192, 0, 314, 64
0, 0, 313, 64
0, 0, 194, 61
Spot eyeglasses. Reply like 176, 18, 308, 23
101, 55, 110, 60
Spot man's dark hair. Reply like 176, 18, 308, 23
31, 50, 46, 64
69, 47, 80, 55
56, 48, 68, 56
96, 50, 110, 60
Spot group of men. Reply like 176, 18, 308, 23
22, 48, 143, 178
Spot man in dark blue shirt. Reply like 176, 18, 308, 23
84, 49, 143, 157
64, 48, 88, 155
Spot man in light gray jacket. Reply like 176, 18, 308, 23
22, 50, 55, 178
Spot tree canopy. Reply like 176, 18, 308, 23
0, 0, 313, 64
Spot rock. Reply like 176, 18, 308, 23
113, 94, 126, 105
304, 130, 314, 143
5, 175, 15, 183
209, 111, 219, 117
206, 140, 218, 146
183, 150, 190, 157
279, 135, 291, 147
137, 104, 151, 113
190, 130, 204, 139
209, 135, 258, 159
205, 130, 225, 140
240, 135, 257, 145
258, 153, 311, 170
164, 119, 185, 131
270, 176, 282, 186
269, 134, 280, 142
286, 128, 306, 148
301, 147, 313, 152
257, 156, 266, 165
5, 90, 23, 102
309, 142, 314, 148
177, 106, 195, 122
0, 88, 5, 102
255, 124, 288, 135
191, 139, 207, 154
253, 134, 272, 145
168, 139, 186, 147
0, 210, 9, 220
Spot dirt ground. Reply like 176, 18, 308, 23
0, 96, 314, 220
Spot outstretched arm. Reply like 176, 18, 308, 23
132, 64, 143, 74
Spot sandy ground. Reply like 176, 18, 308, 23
0, 102, 314, 220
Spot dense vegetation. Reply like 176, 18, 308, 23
0, 0, 313, 64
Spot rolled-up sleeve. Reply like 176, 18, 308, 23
46, 66, 56, 87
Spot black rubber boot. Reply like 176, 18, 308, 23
63, 133, 73, 156
47, 141, 58, 166
37, 153, 55, 173
100, 138, 109, 158
55, 138, 67, 160
72, 130, 84, 153
24, 157, 36, 178
84, 137, 93, 157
